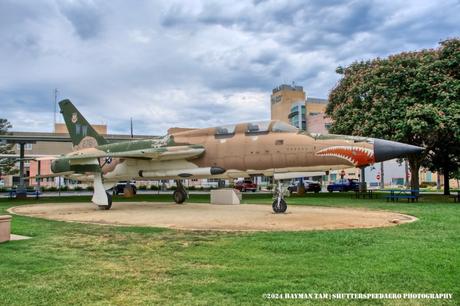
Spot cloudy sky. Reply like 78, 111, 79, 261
0, 0, 458, 135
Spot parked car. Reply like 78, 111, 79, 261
234, 180, 257, 192
113, 181, 137, 195
327, 179, 360, 192
288, 180, 322, 193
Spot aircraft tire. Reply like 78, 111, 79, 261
98, 192, 113, 210
272, 198, 287, 213
173, 190, 186, 204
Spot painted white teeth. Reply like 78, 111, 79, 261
315, 146, 375, 166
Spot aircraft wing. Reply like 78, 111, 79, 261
64, 145, 205, 161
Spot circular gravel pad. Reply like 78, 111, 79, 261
9, 202, 416, 232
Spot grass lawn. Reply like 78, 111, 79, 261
0, 192, 459, 305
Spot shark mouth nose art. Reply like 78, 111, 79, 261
316, 146, 375, 167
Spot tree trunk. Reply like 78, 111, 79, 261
408, 157, 420, 191
443, 167, 450, 195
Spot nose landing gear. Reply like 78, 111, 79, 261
173, 180, 188, 204
272, 181, 288, 213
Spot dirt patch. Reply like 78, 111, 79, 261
9, 202, 417, 232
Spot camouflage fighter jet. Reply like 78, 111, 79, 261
47, 99, 423, 213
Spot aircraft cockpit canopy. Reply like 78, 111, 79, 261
271, 121, 299, 133
215, 124, 236, 136
245, 121, 270, 134
214, 120, 299, 137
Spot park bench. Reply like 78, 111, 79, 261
7, 189, 41, 200
384, 189, 420, 203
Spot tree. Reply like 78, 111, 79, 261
326, 39, 460, 193
419, 39, 460, 194
0, 118, 16, 178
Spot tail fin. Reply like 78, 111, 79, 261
59, 99, 108, 148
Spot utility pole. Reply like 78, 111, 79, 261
53, 88, 58, 129
130, 117, 133, 138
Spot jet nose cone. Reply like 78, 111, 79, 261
373, 139, 424, 162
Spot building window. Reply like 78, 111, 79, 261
288, 103, 306, 130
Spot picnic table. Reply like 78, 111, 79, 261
7, 189, 41, 199
354, 189, 377, 199
384, 189, 420, 202
449, 190, 460, 203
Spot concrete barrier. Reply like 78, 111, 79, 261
0, 215, 12, 243
211, 189, 241, 205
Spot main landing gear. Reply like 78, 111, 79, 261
272, 181, 288, 213
98, 192, 112, 210
173, 180, 188, 204
91, 172, 113, 210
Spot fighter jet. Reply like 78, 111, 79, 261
46, 99, 422, 213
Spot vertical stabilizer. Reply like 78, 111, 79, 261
59, 99, 108, 148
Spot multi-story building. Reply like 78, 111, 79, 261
270, 84, 331, 133
271, 84, 306, 130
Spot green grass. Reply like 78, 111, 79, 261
0, 193, 459, 305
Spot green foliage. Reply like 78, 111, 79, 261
0, 118, 16, 175
327, 39, 460, 192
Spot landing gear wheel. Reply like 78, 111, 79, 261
173, 179, 188, 204
272, 198, 287, 213
98, 192, 112, 210
173, 190, 186, 204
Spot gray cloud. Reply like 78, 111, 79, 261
0, 0, 458, 135
59, 1, 104, 40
